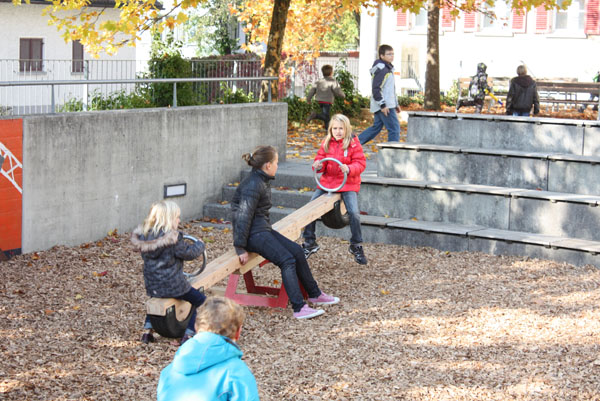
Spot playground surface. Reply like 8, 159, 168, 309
2, 223, 600, 400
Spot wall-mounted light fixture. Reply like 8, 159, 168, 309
164, 183, 187, 198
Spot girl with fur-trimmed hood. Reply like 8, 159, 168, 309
131, 200, 206, 345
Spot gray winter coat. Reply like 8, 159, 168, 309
369, 59, 398, 113
306, 76, 345, 104
131, 227, 204, 298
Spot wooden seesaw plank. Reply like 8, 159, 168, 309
146, 192, 343, 317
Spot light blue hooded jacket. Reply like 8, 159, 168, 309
157, 332, 260, 401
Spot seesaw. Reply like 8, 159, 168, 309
147, 158, 349, 338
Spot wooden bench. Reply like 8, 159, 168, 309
536, 81, 600, 111
146, 193, 345, 329
456, 76, 510, 110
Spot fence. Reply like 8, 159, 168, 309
286, 55, 360, 97
0, 54, 366, 114
0, 58, 266, 115
0, 76, 278, 115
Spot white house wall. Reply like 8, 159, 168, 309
359, 6, 600, 96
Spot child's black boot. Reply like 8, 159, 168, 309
349, 244, 368, 265
302, 241, 320, 259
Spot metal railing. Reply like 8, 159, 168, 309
0, 76, 278, 115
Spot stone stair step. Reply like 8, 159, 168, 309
377, 142, 600, 194
407, 111, 600, 155
359, 175, 600, 241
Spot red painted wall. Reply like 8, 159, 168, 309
0, 119, 23, 256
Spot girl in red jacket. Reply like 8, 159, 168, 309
302, 114, 368, 264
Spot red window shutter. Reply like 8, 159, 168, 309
585, 0, 600, 34
396, 10, 409, 30
464, 10, 477, 31
512, 9, 526, 32
535, 6, 550, 33
441, 5, 455, 31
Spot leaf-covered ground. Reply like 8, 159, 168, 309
2, 104, 599, 400
2, 224, 600, 400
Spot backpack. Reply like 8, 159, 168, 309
468, 77, 479, 99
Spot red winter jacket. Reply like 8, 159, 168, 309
314, 136, 366, 192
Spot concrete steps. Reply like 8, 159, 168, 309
202, 162, 600, 266
407, 111, 600, 155
377, 142, 600, 195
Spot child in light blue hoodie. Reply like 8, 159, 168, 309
157, 296, 259, 401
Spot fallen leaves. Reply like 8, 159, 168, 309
4, 223, 600, 400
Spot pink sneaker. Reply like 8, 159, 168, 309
293, 304, 325, 319
308, 292, 340, 305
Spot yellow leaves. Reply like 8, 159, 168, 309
201, 226, 214, 232
222, 227, 231, 233
74, 293, 83, 300
380, 289, 389, 295
298, 187, 312, 193
176, 11, 188, 24
220, 200, 229, 205
276, 205, 284, 209
165, 17, 176, 30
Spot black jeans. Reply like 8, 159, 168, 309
247, 229, 321, 312
315, 103, 332, 130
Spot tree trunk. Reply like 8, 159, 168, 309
424, 0, 441, 110
260, 0, 291, 102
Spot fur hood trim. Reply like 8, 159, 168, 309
130, 226, 179, 252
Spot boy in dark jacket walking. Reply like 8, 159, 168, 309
358, 44, 401, 145
306, 64, 345, 130
506, 65, 540, 117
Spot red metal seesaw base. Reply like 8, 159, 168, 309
225, 260, 307, 308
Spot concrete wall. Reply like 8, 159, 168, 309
19, 102, 287, 252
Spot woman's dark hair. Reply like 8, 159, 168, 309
242, 145, 277, 169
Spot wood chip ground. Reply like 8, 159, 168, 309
2, 224, 600, 400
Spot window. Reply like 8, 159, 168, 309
19, 38, 43, 72
413, 8, 427, 30
72, 40, 84, 73
555, 0, 585, 31
482, 0, 511, 31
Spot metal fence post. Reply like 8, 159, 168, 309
268, 81, 272, 102
83, 60, 89, 111
173, 83, 177, 107
51, 84, 55, 113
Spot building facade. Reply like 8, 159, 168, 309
358, 1, 600, 96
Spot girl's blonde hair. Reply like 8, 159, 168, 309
323, 114, 353, 153
195, 296, 245, 340
142, 200, 180, 236
241, 145, 277, 169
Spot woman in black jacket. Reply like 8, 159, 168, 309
131, 200, 206, 345
506, 65, 540, 117
231, 145, 339, 319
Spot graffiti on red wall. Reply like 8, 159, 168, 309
0, 119, 23, 258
